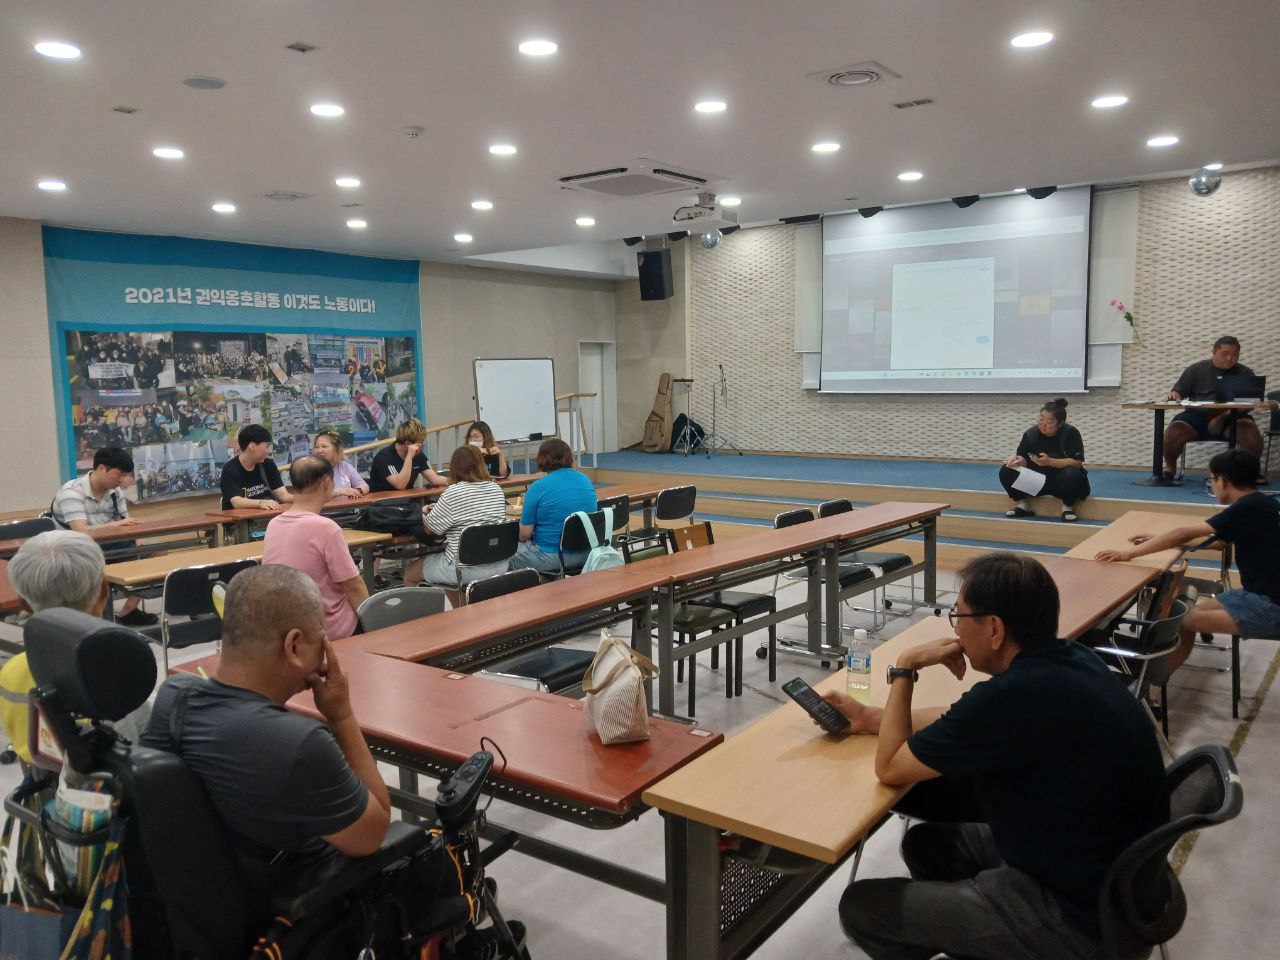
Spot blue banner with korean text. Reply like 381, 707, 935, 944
44, 227, 423, 498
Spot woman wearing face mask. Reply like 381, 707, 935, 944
311, 431, 369, 498
466, 421, 510, 479
998, 398, 1090, 522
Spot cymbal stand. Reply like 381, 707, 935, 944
706, 364, 743, 457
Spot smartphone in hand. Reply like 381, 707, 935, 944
782, 678, 850, 734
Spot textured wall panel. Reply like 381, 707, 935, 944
688, 169, 1280, 469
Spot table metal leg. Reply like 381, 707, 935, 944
663, 814, 723, 960
657, 588, 676, 716
806, 558, 822, 655
398, 768, 421, 825
236, 518, 251, 543
923, 518, 938, 605
823, 544, 842, 652
214, 523, 226, 547
1134, 408, 1181, 487
633, 600, 655, 708
360, 545, 377, 589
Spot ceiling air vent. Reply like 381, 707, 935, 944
558, 160, 720, 197
260, 190, 312, 202
285, 42, 317, 54
807, 60, 902, 88
894, 98, 935, 109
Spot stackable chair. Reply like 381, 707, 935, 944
554, 509, 610, 578
818, 498, 925, 627
140, 558, 258, 671
0, 516, 57, 541
356, 586, 447, 632
671, 521, 779, 686
444, 519, 520, 605
622, 534, 736, 717
471, 568, 594, 695
595, 493, 631, 542
623, 485, 696, 544
1097, 745, 1243, 960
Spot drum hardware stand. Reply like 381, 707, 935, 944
706, 364, 743, 457
671, 378, 703, 455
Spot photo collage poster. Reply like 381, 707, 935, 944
64, 330, 419, 502
45, 227, 423, 503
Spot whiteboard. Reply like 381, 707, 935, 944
473, 358, 557, 443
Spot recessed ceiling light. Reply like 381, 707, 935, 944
488, 144, 517, 156
1204, 162, 1223, 171
38, 179, 67, 192
310, 102, 345, 118
454, 233, 474, 243
34, 41, 81, 60
575, 217, 595, 227
211, 202, 236, 214
152, 146, 184, 159
1146, 134, 1179, 148
518, 39, 558, 56
335, 176, 361, 188
1010, 31, 1054, 48
346, 219, 367, 230
1091, 94, 1128, 109
719, 196, 742, 207
1013, 187, 1027, 193
471, 200, 494, 211
694, 100, 727, 114
811, 142, 841, 154
898, 170, 924, 181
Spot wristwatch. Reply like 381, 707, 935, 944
886, 666, 920, 684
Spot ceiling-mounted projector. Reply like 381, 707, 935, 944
673, 191, 740, 230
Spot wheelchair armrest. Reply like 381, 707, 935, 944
283, 820, 434, 921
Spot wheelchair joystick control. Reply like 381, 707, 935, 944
435, 750, 494, 833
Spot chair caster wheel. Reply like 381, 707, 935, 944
755, 647, 768, 660
820, 660, 830, 669
933, 608, 942, 616
1200, 632, 1213, 643
0, 749, 16, 765
884, 599, 893, 609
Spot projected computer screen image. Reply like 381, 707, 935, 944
820, 187, 1091, 394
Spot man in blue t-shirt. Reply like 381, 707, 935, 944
511, 438, 597, 574
822, 553, 1168, 960
1097, 448, 1280, 668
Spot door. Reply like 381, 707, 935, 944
577, 341, 618, 456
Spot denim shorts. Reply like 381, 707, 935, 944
1217, 588, 1280, 638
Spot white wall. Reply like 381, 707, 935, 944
615, 245, 689, 449
0, 217, 59, 514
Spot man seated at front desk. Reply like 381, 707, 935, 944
822, 553, 1168, 960
1162, 335, 1262, 480
220, 424, 294, 511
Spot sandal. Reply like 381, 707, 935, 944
1061, 509, 1078, 523
1006, 503, 1034, 518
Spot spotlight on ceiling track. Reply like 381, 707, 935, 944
667, 230, 689, 242
951, 195, 980, 208
623, 236, 644, 246
779, 213, 821, 224
720, 224, 741, 236
1027, 185, 1057, 199
857, 206, 883, 219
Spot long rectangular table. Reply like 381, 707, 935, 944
104, 527, 391, 591
644, 554, 1157, 960
0, 513, 222, 560
175, 649, 722, 900
1122, 400, 1269, 487
1065, 509, 1224, 573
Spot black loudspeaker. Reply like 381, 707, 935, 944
637, 249, 674, 301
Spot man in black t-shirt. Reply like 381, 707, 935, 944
1098, 448, 1280, 667
1162, 336, 1262, 479
367, 418, 448, 493
219, 423, 293, 511
824, 553, 1168, 960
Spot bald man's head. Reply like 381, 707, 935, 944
221, 564, 325, 664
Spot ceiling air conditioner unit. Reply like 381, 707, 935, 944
558, 159, 720, 197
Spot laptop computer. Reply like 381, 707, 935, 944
1215, 374, 1267, 403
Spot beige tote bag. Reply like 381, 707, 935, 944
582, 631, 659, 745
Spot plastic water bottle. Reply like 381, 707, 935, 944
845, 628, 872, 705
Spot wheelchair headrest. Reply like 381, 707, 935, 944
24, 608, 158, 722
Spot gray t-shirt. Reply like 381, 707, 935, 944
1172, 359, 1254, 401
142, 674, 368, 911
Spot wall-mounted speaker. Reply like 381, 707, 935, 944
637, 249, 674, 301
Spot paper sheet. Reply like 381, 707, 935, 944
1010, 466, 1047, 496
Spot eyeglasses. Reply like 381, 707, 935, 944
948, 607, 989, 629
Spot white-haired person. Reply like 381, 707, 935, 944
0, 530, 152, 761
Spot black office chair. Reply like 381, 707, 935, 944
622, 535, 736, 717
140, 558, 258, 671
595, 493, 631, 542
473, 569, 595, 695
0, 515, 57, 541
357, 586, 447, 632
556, 509, 610, 578
624, 485, 697, 543
16, 608, 491, 960
454, 519, 520, 588
1260, 389, 1280, 482
1098, 744, 1243, 960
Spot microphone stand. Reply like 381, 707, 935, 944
706, 363, 743, 457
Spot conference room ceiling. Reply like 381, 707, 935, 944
3, 0, 1278, 268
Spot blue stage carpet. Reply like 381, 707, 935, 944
593, 451, 1216, 505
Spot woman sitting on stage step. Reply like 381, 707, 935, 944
998, 398, 1090, 523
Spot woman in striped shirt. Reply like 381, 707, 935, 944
420, 445, 510, 587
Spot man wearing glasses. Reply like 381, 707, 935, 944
824, 552, 1167, 960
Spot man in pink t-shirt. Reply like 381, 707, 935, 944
262, 456, 368, 639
